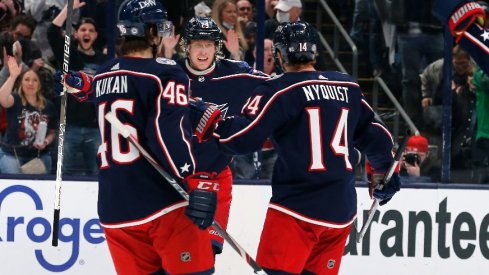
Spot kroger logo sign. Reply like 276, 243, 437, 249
0, 185, 105, 272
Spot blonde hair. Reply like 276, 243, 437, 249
16, 69, 46, 110
211, 0, 248, 52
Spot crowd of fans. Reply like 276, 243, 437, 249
0, 0, 487, 183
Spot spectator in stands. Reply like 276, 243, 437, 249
471, 66, 489, 171
389, 0, 444, 131
268, 0, 327, 70
420, 46, 475, 170
0, 0, 23, 32
0, 56, 57, 174
400, 135, 441, 182
265, 0, 278, 20
237, 0, 254, 31
48, 0, 106, 175
243, 21, 256, 65
212, 0, 248, 60
0, 15, 42, 69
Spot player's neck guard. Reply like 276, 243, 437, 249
185, 59, 216, 76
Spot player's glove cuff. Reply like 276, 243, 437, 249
189, 98, 223, 143
53, 70, 93, 102
449, 2, 486, 42
182, 172, 219, 192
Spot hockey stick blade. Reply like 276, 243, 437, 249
105, 112, 267, 275
356, 130, 412, 243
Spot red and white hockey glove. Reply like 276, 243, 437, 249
53, 70, 93, 102
366, 161, 401, 206
182, 172, 218, 229
189, 98, 223, 143
449, 2, 486, 42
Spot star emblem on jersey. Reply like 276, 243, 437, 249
180, 163, 191, 173
180, 252, 191, 262
481, 30, 489, 41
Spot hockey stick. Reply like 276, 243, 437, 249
51, 0, 75, 247
105, 112, 267, 275
356, 130, 411, 243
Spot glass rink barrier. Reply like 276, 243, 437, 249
0, 175, 488, 274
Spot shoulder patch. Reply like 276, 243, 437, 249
156, 57, 176, 65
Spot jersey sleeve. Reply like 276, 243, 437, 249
353, 94, 395, 172
146, 68, 195, 180
215, 83, 286, 154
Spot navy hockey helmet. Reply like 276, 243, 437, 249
117, 0, 172, 38
272, 21, 317, 65
183, 16, 223, 42
181, 16, 224, 59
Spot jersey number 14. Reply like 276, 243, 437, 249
306, 107, 352, 171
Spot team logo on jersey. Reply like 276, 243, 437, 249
198, 76, 205, 82
156, 57, 176, 65
181, 252, 191, 262
212, 103, 229, 117
327, 259, 335, 269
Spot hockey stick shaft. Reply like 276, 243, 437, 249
105, 112, 267, 275
356, 130, 411, 242
52, 0, 75, 247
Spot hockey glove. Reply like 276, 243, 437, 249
448, 2, 486, 42
432, 0, 470, 24
189, 98, 222, 143
366, 162, 401, 206
53, 70, 93, 102
183, 173, 218, 230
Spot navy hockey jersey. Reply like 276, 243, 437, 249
178, 58, 269, 173
91, 57, 195, 226
216, 71, 395, 225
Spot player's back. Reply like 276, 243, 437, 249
92, 57, 195, 226
244, 71, 374, 223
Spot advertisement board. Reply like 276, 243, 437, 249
1, 179, 488, 274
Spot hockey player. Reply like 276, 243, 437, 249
55, 1, 217, 274
176, 16, 270, 255
200, 21, 402, 274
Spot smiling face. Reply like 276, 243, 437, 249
74, 22, 98, 51
21, 70, 40, 97
188, 40, 217, 71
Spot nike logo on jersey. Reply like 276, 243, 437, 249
319, 75, 328, 80
110, 63, 120, 71
303, 84, 349, 103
